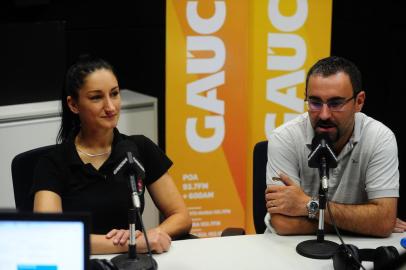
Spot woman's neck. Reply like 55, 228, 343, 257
76, 128, 114, 149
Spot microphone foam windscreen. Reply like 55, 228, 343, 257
113, 140, 138, 159
311, 132, 331, 150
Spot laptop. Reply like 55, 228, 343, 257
0, 211, 90, 270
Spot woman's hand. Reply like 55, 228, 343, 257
105, 227, 171, 253
105, 229, 141, 246
136, 227, 172, 254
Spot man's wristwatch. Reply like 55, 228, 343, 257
306, 197, 319, 219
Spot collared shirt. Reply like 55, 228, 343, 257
32, 128, 172, 234
266, 112, 399, 203
264, 112, 399, 233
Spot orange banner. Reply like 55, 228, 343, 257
166, 0, 249, 237
166, 0, 332, 236
246, 0, 332, 233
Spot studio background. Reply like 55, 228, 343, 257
1, 0, 404, 218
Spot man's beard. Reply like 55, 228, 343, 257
315, 120, 340, 143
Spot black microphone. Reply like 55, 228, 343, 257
113, 151, 145, 208
111, 141, 157, 270
308, 133, 338, 168
113, 141, 145, 197
296, 133, 341, 259
308, 133, 338, 191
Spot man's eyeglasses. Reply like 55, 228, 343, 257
306, 96, 355, 112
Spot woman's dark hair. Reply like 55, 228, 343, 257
305, 56, 363, 97
57, 55, 116, 143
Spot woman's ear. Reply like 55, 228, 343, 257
67, 96, 79, 114
355, 91, 365, 112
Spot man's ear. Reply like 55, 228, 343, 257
67, 96, 79, 114
355, 91, 365, 112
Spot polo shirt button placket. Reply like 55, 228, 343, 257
333, 167, 339, 176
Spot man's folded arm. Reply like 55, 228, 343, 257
323, 197, 397, 237
269, 198, 397, 237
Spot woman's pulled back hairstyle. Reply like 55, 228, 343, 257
57, 55, 115, 143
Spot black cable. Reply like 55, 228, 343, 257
326, 199, 366, 270
136, 208, 156, 270
134, 179, 156, 269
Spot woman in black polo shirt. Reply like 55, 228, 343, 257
32, 55, 192, 254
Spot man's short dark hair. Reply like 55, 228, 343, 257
305, 56, 362, 97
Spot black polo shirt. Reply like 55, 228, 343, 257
32, 129, 172, 234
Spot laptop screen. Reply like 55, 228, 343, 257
0, 212, 90, 270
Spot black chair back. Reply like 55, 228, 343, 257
11, 145, 56, 211
253, 140, 268, 234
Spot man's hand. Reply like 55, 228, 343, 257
393, 218, 406, 233
265, 173, 310, 217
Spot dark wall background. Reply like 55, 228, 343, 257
0, 0, 166, 149
331, 1, 405, 219
1, 1, 404, 218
